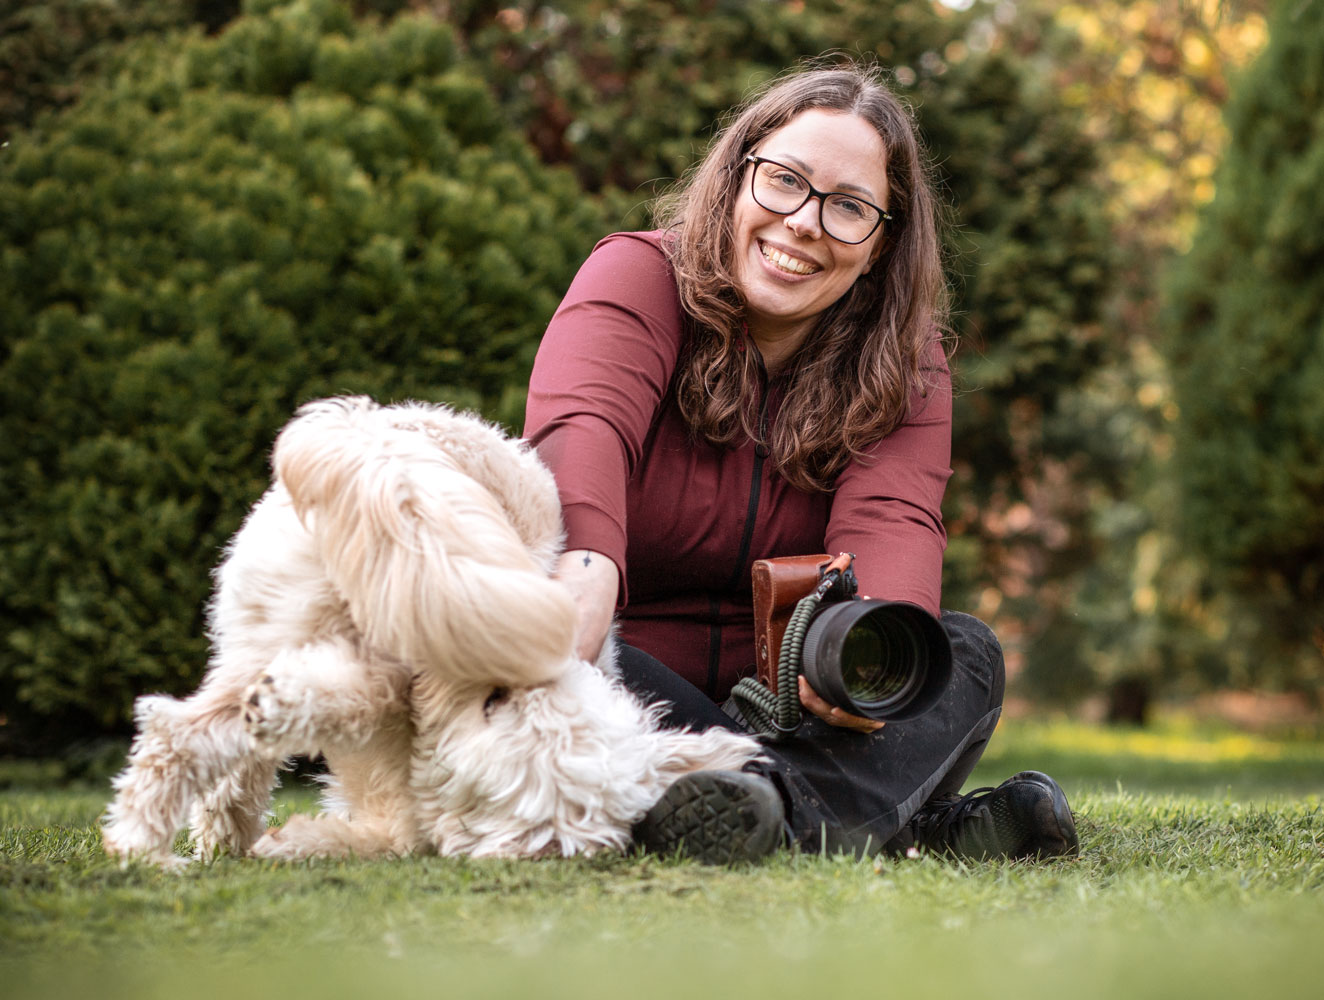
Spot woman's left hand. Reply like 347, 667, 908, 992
798, 676, 885, 733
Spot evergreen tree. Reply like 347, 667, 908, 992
1164, 0, 1324, 691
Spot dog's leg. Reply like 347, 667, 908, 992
250, 724, 420, 860
103, 685, 271, 868
237, 640, 418, 861
189, 753, 281, 861
249, 811, 404, 860
241, 639, 410, 754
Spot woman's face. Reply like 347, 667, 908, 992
730, 109, 889, 351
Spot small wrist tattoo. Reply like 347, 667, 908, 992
582, 553, 592, 567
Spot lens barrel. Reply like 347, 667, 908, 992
799, 601, 951, 721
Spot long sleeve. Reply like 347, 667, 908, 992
523, 232, 684, 603
826, 347, 952, 617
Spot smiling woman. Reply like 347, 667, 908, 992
657, 70, 946, 494
522, 62, 1079, 866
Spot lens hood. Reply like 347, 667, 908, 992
800, 601, 951, 721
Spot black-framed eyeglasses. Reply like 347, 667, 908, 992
745, 154, 891, 245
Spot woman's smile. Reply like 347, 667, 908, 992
757, 239, 823, 276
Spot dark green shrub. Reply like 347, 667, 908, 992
0, 0, 608, 749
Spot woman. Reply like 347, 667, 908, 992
524, 64, 1079, 864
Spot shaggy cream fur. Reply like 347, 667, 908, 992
103, 396, 760, 867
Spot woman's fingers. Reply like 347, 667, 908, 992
797, 676, 884, 733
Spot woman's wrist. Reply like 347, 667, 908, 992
553, 549, 619, 662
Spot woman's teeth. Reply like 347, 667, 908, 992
761, 243, 819, 275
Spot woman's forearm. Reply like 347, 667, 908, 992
553, 549, 619, 662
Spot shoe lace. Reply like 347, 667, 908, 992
911, 785, 994, 844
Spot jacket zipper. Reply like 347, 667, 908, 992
707, 354, 772, 696
727, 367, 771, 591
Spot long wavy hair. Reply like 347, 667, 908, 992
655, 63, 949, 493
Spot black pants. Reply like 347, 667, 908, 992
617, 611, 1006, 856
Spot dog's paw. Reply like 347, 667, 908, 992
241, 674, 300, 747
249, 815, 331, 861
103, 836, 191, 872
249, 826, 297, 860
154, 850, 193, 873
192, 816, 264, 862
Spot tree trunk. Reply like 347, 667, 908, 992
1106, 677, 1151, 726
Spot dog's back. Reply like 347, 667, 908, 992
274, 396, 576, 688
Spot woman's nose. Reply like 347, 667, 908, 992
782, 197, 823, 239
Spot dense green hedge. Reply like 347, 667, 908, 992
0, 0, 203, 143
0, 0, 607, 749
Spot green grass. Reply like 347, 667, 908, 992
2, 719, 1322, 999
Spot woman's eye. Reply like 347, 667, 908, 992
830, 197, 867, 219
772, 171, 804, 189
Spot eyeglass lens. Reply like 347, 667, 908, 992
750, 160, 882, 244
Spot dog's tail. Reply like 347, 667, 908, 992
272, 396, 575, 688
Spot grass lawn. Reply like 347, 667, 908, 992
2, 717, 1321, 999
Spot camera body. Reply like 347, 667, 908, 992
753, 554, 852, 695
751, 554, 951, 723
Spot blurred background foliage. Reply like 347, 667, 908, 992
1163, 0, 1324, 702
0, 0, 1317, 753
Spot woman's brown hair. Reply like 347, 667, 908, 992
655, 62, 949, 493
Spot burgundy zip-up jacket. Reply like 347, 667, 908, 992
524, 232, 952, 701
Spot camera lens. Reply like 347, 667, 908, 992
840, 621, 912, 703
801, 602, 951, 721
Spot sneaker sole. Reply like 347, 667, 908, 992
634, 771, 784, 865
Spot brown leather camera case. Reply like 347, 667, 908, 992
752, 554, 833, 693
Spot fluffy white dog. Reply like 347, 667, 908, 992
103, 396, 760, 867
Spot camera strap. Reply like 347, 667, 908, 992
733, 553, 856, 740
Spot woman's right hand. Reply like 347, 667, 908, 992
553, 549, 619, 663
798, 676, 885, 733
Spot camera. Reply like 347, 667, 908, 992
732, 553, 951, 737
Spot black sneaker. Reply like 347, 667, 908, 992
633, 770, 785, 865
905, 770, 1079, 861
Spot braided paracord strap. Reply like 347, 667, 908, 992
730, 589, 823, 740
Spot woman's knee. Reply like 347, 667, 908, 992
614, 644, 743, 732
939, 610, 1006, 710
